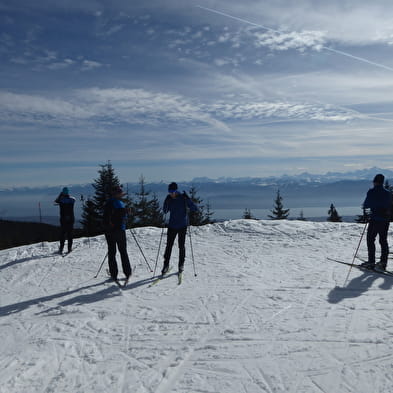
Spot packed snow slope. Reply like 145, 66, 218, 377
1, 220, 393, 393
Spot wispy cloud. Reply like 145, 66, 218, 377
0, 88, 358, 131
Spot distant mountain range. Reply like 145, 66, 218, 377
191, 166, 393, 185
1, 167, 391, 223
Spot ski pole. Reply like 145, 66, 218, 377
188, 225, 197, 277
153, 224, 166, 277
129, 228, 153, 272
344, 221, 368, 285
94, 251, 108, 278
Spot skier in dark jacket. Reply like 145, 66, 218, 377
55, 187, 75, 254
161, 182, 198, 275
103, 186, 132, 282
361, 174, 392, 271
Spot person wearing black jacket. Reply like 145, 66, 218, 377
103, 186, 132, 281
361, 174, 392, 272
55, 187, 75, 254
161, 182, 198, 275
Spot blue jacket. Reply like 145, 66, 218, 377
363, 185, 392, 221
103, 198, 128, 231
163, 192, 198, 229
55, 194, 75, 225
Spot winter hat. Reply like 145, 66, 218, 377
168, 182, 178, 192
373, 174, 385, 184
62, 187, 69, 195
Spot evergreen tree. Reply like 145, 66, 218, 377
355, 208, 370, 224
149, 193, 165, 227
297, 210, 307, 221
268, 189, 290, 220
133, 175, 164, 227
80, 161, 121, 234
187, 185, 214, 226
92, 161, 121, 217
327, 203, 342, 222
80, 198, 101, 236
243, 208, 254, 219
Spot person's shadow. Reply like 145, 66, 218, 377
328, 270, 393, 304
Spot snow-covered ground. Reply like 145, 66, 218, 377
1, 220, 393, 393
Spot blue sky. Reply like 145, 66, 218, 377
1, 0, 393, 187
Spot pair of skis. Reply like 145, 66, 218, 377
149, 268, 183, 287
327, 257, 393, 277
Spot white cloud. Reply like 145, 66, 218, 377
0, 87, 358, 133
81, 60, 103, 71
253, 30, 325, 52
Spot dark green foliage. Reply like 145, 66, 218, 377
133, 176, 164, 227
297, 210, 307, 221
81, 161, 121, 234
91, 161, 121, 218
243, 208, 254, 219
327, 203, 342, 222
269, 189, 290, 220
80, 199, 102, 236
187, 185, 214, 226
0, 220, 84, 250
355, 208, 370, 223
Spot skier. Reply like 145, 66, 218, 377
161, 182, 198, 276
361, 174, 392, 272
103, 186, 132, 283
55, 187, 76, 254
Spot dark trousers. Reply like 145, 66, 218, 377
105, 230, 132, 279
367, 220, 390, 265
60, 223, 73, 252
163, 227, 187, 270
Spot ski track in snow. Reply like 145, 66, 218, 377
1, 220, 393, 392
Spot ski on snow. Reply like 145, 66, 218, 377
327, 257, 393, 277
178, 272, 183, 285
148, 267, 173, 287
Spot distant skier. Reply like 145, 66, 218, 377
103, 186, 132, 283
55, 187, 75, 254
161, 182, 198, 276
361, 174, 392, 272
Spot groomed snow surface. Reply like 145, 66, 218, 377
1, 220, 393, 393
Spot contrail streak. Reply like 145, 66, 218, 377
196, 5, 393, 72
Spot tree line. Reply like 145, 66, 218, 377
80, 162, 214, 236
244, 182, 393, 222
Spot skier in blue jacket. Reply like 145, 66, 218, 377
103, 186, 132, 282
55, 187, 75, 254
161, 182, 198, 275
361, 174, 392, 271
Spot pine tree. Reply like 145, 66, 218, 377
243, 208, 254, 219
297, 210, 307, 221
327, 203, 342, 222
133, 175, 164, 227
149, 193, 165, 227
92, 161, 121, 218
187, 185, 214, 226
268, 189, 290, 220
355, 208, 370, 224
80, 199, 101, 236
81, 161, 122, 234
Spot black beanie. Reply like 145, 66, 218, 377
168, 182, 178, 192
373, 174, 385, 184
